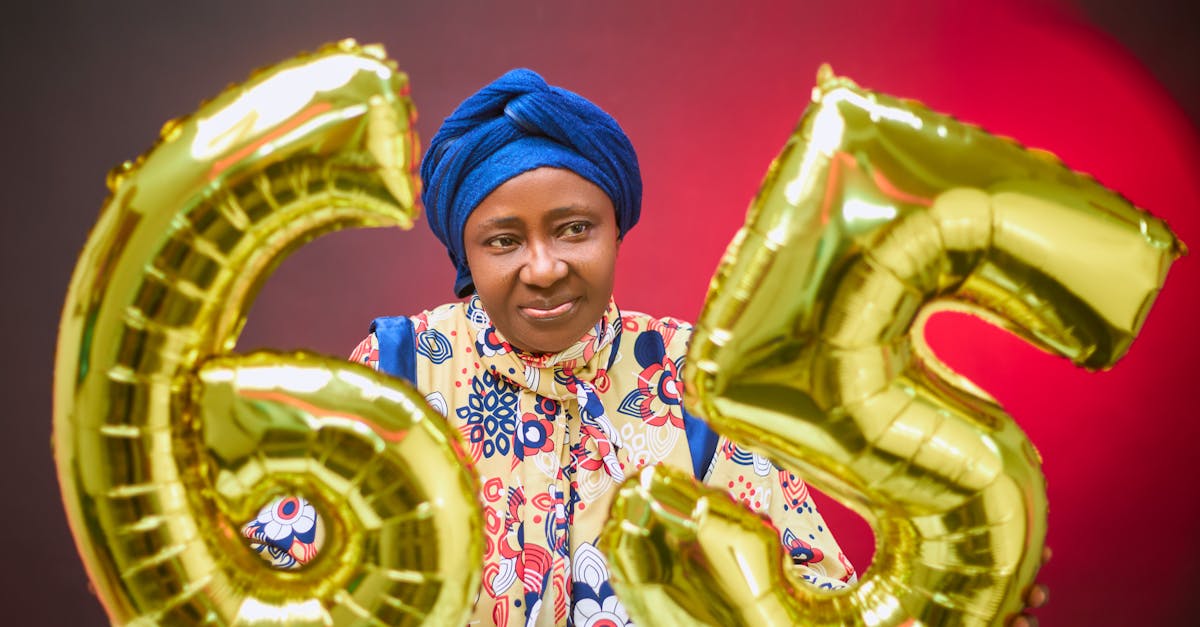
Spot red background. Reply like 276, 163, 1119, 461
4, 0, 1197, 623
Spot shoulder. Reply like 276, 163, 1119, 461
366, 301, 468, 334
408, 300, 469, 331
617, 308, 693, 359
619, 309, 692, 340
358, 301, 468, 376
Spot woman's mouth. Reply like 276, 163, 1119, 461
519, 299, 578, 320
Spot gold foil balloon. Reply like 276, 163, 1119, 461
53, 41, 483, 624
602, 66, 1183, 626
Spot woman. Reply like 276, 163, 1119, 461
360, 68, 853, 625
244, 68, 1054, 627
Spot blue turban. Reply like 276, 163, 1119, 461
420, 68, 643, 297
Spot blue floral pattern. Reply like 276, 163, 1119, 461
457, 368, 520, 459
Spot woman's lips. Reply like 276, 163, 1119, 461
519, 299, 577, 320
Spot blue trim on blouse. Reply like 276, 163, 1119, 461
369, 316, 417, 385
683, 408, 719, 480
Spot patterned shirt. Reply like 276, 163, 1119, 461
345, 297, 855, 627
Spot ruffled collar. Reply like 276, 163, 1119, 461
464, 295, 622, 400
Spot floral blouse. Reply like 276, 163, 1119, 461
245, 296, 854, 626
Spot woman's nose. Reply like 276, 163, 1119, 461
519, 241, 569, 287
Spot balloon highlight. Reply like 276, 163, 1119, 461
602, 65, 1183, 626
53, 41, 483, 625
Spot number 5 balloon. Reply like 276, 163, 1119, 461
53, 41, 482, 625
602, 66, 1183, 626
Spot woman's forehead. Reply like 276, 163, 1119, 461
467, 168, 615, 228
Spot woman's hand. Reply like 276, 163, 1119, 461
1010, 546, 1052, 627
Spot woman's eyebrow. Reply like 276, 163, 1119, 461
478, 206, 593, 230
477, 216, 522, 230
543, 205, 592, 220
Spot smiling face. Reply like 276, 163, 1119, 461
463, 167, 620, 354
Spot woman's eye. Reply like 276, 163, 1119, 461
488, 236, 517, 248
563, 222, 591, 237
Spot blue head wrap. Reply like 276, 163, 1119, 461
421, 68, 642, 297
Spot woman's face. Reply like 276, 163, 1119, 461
463, 167, 620, 354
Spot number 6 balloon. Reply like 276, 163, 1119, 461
602, 66, 1183, 626
53, 41, 483, 625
